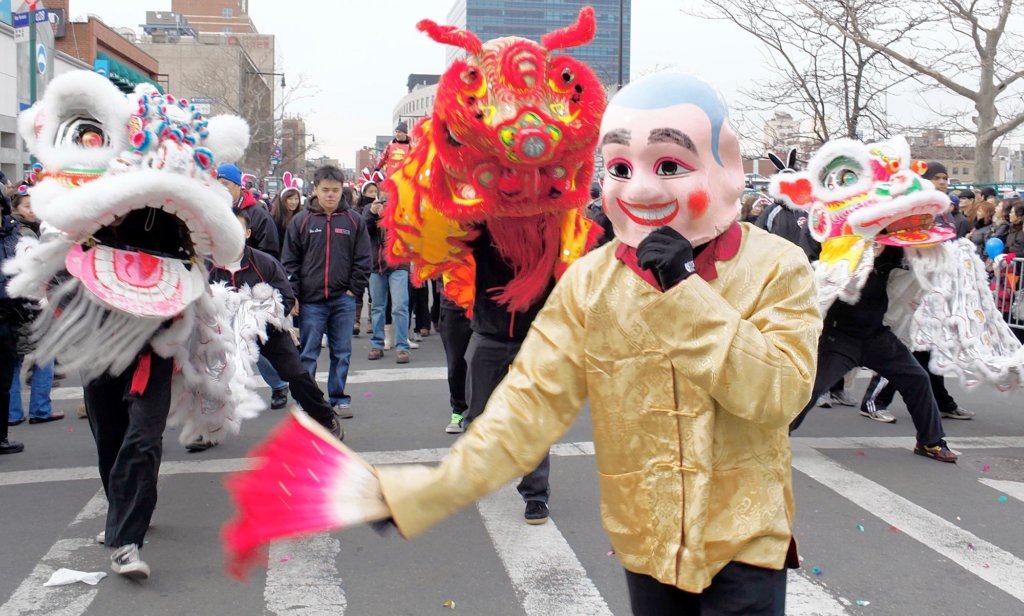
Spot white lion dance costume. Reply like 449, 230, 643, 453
773, 136, 1024, 389
3, 70, 277, 578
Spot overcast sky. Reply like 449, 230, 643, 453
64, 0, 984, 170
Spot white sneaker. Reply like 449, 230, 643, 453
860, 408, 897, 423
816, 393, 833, 408
110, 543, 150, 579
411, 331, 422, 342
408, 339, 420, 349
96, 530, 105, 544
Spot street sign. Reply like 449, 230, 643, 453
93, 58, 109, 77
36, 42, 46, 75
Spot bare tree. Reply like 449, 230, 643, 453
693, 0, 904, 154
795, 0, 1024, 181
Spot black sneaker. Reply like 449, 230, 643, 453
914, 440, 958, 463
270, 387, 289, 410
185, 436, 218, 452
0, 438, 25, 454
328, 418, 345, 441
110, 543, 150, 579
524, 501, 549, 525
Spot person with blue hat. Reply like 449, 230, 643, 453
217, 163, 281, 259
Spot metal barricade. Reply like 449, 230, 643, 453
993, 256, 1024, 331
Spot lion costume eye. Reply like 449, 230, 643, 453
820, 156, 862, 190
57, 116, 108, 149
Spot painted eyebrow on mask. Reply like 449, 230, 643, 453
648, 128, 696, 154
600, 129, 630, 147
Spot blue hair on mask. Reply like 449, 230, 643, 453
611, 72, 729, 166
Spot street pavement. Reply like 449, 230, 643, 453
1, 327, 1023, 616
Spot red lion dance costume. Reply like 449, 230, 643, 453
224, 6, 609, 574
382, 7, 606, 313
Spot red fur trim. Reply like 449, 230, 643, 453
416, 19, 483, 55
541, 6, 596, 51
488, 213, 563, 312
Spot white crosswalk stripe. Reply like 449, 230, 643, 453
2, 436, 1022, 614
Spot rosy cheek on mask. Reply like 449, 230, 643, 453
687, 189, 709, 219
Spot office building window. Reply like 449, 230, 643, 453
223, 8, 234, 17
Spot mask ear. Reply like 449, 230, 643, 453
17, 104, 42, 152
204, 115, 250, 164
767, 152, 786, 171
787, 148, 798, 170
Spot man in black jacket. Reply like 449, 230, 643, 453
282, 166, 371, 418
204, 212, 343, 447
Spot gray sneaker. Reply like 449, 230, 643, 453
941, 406, 975, 420
816, 393, 833, 408
333, 403, 354, 419
110, 543, 150, 579
860, 408, 897, 423
445, 413, 465, 434
831, 390, 859, 407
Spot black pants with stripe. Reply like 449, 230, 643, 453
85, 350, 173, 549
259, 327, 334, 428
860, 350, 958, 414
791, 327, 945, 445
625, 562, 786, 616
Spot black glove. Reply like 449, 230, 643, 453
636, 226, 695, 289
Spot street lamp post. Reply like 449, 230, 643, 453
616, 0, 624, 91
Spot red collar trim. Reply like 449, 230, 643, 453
615, 222, 742, 290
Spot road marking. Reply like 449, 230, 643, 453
791, 444, 1024, 602
0, 491, 106, 616
266, 535, 347, 616
477, 483, 613, 616
47, 367, 449, 401
978, 479, 1024, 504
787, 570, 851, 615
2, 436, 1022, 488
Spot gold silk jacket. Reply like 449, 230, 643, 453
378, 224, 821, 593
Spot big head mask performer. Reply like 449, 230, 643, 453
223, 71, 822, 615
599, 72, 744, 249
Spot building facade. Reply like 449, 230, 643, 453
171, 0, 257, 34
280, 116, 308, 177
392, 74, 438, 134
355, 147, 376, 175
445, 0, 631, 88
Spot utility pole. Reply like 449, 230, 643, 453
28, 0, 38, 105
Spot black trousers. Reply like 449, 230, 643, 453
429, 280, 441, 326
625, 563, 786, 616
0, 321, 18, 441
791, 327, 945, 445
409, 283, 431, 331
260, 327, 334, 428
84, 350, 173, 549
860, 350, 958, 414
439, 305, 473, 414
466, 332, 550, 503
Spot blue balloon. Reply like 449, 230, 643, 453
985, 237, 1005, 259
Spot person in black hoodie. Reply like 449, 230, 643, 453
362, 181, 412, 363
282, 166, 371, 418
217, 164, 281, 259
204, 212, 343, 447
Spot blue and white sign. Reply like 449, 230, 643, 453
36, 43, 47, 75
12, 10, 28, 27
94, 58, 109, 78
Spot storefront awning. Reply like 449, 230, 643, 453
96, 52, 164, 94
